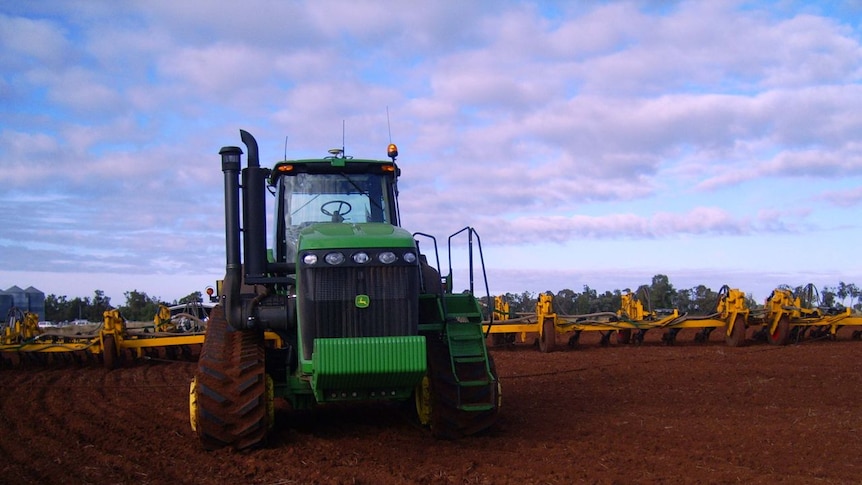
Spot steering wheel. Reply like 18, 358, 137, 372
321, 200, 352, 222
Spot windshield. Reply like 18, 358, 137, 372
278, 172, 395, 260
282, 172, 392, 227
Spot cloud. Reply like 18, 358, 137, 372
2, 1, 862, 301
697, 136, 862, 190
479, 206, 764, 246
0, 13, 71, 67
817, 186, 862, 207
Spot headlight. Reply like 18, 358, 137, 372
352, 252, 370, 264
403, 252, 417, 264
378, 251, 397, 264
303, 253, 318, 265
325, 252, 345, 265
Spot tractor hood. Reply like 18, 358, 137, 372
297, 223, 416, 250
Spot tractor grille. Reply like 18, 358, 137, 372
300, 264, 419, 360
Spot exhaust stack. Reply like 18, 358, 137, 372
219, 130, 294, 330
240, 129, 269, 283
219, 144, 244, 329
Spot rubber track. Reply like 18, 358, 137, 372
426, 335, 499, 439
193, 305, 267, 450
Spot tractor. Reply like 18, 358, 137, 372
189, 129, 500, 449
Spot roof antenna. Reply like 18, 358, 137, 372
342, 119, 346, 157
284, 135, 288, 160
387, 106, 392, 144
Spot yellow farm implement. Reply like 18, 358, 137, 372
1, 307, 206, 369
2, 306, 286, 369
746, 287, 862, 345
484, 285, 862, 350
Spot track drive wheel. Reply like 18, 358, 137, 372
425, 336, 500, 440
767, 315, 790, 346
725, 315, 747, 347
538, 317, 556, 353
191, 305, 268, 450
102, 334, 118, 370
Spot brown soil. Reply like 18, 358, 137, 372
2, 328, 861, 484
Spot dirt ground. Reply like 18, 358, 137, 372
2, 328, 861, 485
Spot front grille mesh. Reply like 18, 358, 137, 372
300, 265, 418, 360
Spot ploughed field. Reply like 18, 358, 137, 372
2, 329, 860, 484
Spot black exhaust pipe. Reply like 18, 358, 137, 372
219, 144, 244, 328
220, 130, 293, 330
240, 129, 269, 284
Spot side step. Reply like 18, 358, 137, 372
445, 323, 496, 411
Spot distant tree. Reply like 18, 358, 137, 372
179, 291, 204, 305
87, 290, 111, 322
821, 286, 838, 307
553, 288, 578, 315
849, 284, 861, 311
505, 291, 536, 314
67, 296, 90, 322
119, 290, 163, 322
573, 285, 597, 314
650, 274, 675, 310
835, 281, 859, 308
674, 288, 692, 313
683, 285, 720, 314
44, 294, 68, 322
594, 290, 620, 313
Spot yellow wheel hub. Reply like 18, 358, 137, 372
188, 377, 199, 432
414, 375, 431, 426
265, 374, 275, 430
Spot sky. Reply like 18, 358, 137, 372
2, 0, 861, 307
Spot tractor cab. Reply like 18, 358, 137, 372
269, 149, 402, 264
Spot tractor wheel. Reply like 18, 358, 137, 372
767, 315, 790, 346
425, 336, 499, 440
102, 334, 118, 370
725, 315, 747, 347
538, 318, 556, 353
192, 305, 268, 450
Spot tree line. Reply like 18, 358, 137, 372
45, 290, 205, 323
43, 276, 861, 323
491, 275, 862, 317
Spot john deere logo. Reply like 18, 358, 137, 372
355, 294, 370, 308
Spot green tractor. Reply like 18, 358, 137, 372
189, 129, 500, 449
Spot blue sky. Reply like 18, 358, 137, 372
2, 1, 861, 305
